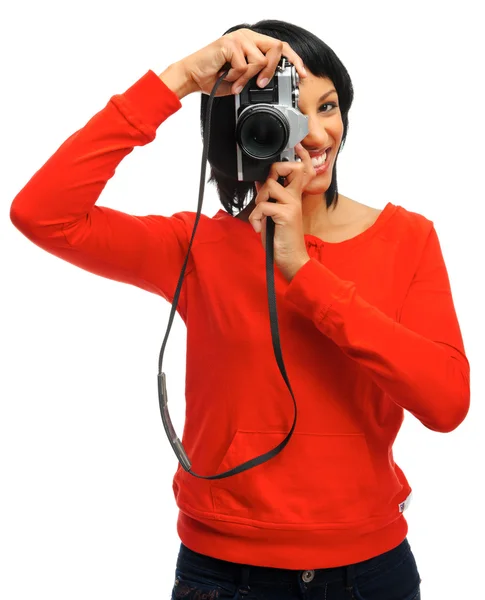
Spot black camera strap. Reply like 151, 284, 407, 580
157, 65, 297, 479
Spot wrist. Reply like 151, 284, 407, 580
284, 256, 311, 282
158, 62, 195, 100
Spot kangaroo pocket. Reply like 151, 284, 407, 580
210, 430, 380, 525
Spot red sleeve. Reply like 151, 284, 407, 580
10, 70, 192, 304
283, 225, 470, 433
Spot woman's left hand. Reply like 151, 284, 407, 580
249, 143, 316, 282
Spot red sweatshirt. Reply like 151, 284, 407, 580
10, 69, 470, 570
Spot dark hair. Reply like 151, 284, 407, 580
200, 19, 354, 217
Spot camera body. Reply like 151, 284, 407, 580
234, 57, 309, 181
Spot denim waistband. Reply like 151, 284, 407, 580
176, 537, 410, 588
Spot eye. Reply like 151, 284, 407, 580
318, 102, 338, 113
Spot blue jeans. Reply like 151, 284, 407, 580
171, 537, 421, 600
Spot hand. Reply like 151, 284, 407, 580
248, 144, 317, 282
171, 28, 307, 98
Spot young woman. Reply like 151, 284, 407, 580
10, 19, 469, 600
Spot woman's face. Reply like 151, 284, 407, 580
296, 71, 344, 195
256, 72, 343, 197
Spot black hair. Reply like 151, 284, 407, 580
200, 19, 354, 217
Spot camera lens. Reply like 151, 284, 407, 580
236, 106, 289, 160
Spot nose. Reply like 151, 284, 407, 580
301, 114, 330, 150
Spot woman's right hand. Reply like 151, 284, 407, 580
160, 28, 307, 99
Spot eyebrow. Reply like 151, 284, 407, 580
317, 89, 337, 102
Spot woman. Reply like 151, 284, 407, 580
10, 19, 469, 600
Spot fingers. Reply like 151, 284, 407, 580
224, 29, 307, 95
256, 173, 300, 206
248, 33, 307, 81
281, 41, 308, 80
267, 145, 315, 187
220, 40, 252, 83
257, 38, 307, 82
230, 43, 269, 94
268, 161, 304, 183
294, 143, 316, 185
254, 41, 285, 88
256, 145, 316, 204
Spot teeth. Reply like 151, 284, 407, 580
311, 151, 327, 167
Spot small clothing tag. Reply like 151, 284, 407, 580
399, 492, 413, 513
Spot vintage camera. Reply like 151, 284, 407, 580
234, 57, 309, 181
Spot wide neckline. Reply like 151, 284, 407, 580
213, 202, 399, 252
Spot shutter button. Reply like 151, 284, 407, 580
302, 570, 315, 583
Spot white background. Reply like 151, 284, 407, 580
1, 1, 483, 598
